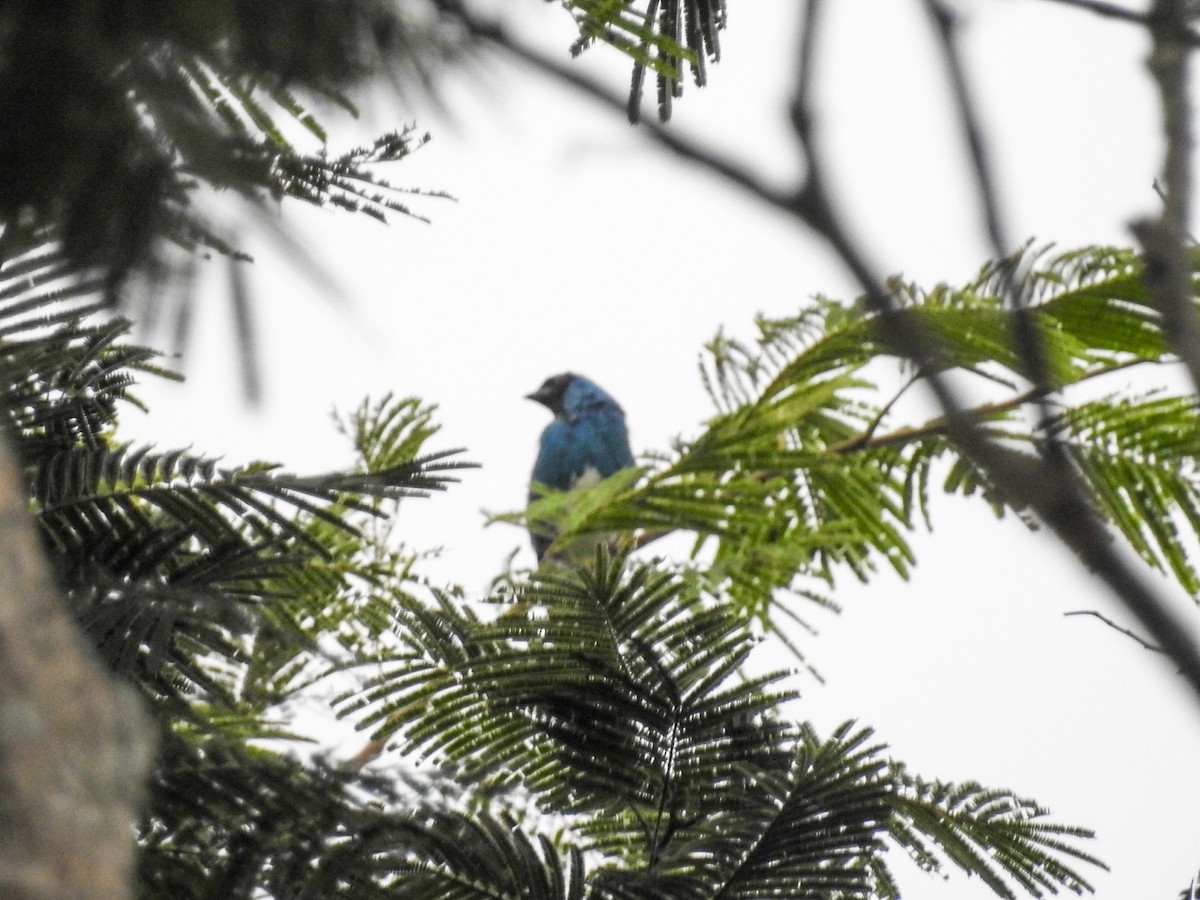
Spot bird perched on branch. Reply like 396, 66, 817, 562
526, 372, 634, 562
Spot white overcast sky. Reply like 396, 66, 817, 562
120, 1, 1200, 896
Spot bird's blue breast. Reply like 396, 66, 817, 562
532, 408, 633, 491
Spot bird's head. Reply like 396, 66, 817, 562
527, 373, 622, 421
526, 372, 578, 418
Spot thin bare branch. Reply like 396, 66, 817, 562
1064, 610, 1165, 654
830, 359, 1154, 455
852, 371, 925, 449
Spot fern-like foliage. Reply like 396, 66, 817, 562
343, 551, 795, 820
882, 766, 1104, 899
592, 722, 893, 899
2, 230, 1115, 897
510, 245, 1200, 625
0, 2, 464, 290
0, 228, 169, 453
40, 438, 466, 704
0, 237, 471, 718
142, 729, 587, 900
1059, 393, 1200, 592
558, 0, 726, 122
338, 550, 1101, 898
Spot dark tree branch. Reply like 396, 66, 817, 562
1133, 0, 1200, 397
922, 0, 1008, 256
435, 2, 794, 211
448, 1, 1200, 704
1132, 218, 1200, 390
920, 0, 1061, 418
1040, 0, 1200, 45
785, 0, 975, 430
785, 6, 1199, 698
920, 0, 1078, 558
796, 0, 1200, 703
1042, 0, 1163, 27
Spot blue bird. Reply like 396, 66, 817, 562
527, 373, 635, 562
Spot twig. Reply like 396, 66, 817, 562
345, 736, 388, 772
1064, 609, 1165, 654
852, 371, 925, 449
1154, 178, 1200, 245
832, 393, 1026, 456
831, 351, 1154, 455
